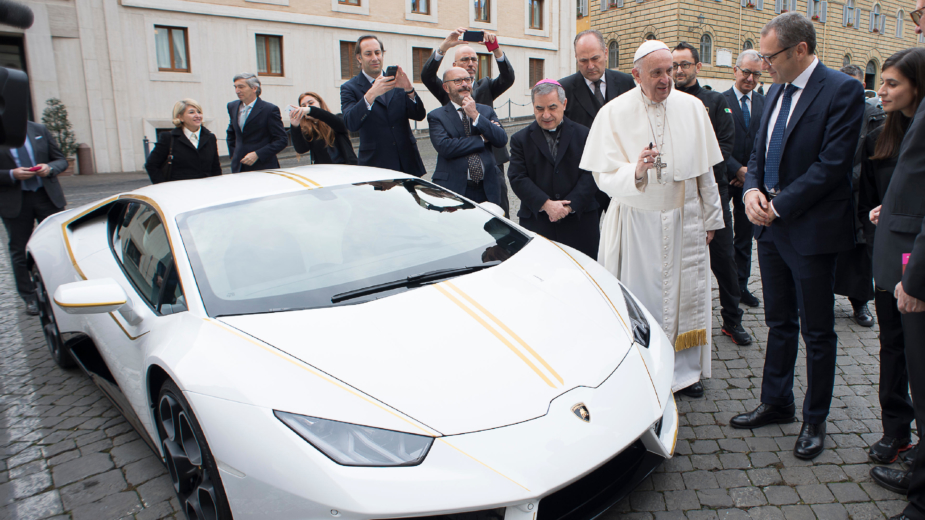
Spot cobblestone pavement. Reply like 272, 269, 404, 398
0, 167, 916, 519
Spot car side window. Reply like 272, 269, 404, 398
111, 202, 186, 315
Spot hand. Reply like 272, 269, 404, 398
542, 199, 571, 222
240, 151, 259, 166
895, 282, 925, 313
289, 106, 310, 126
394, 66, 413, 92
706, 230, 715, 245
34, 164, 51, 177
11, 167, 36, 180
491, 120, 502, 127
365, 74, 397, 104
870, 205, 881, 226
635, 146, 660, 181
745, 190, 774, 226
439, 27, 469, 54
483, 32, 497, 45
731, 166, 747, 187
461, 96, 479, 121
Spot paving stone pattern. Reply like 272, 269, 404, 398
0, 172, 916, 519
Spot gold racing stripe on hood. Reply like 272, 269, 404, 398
280, 171, 322, 188
434, 282, 560, 389
265, 171, 315, 189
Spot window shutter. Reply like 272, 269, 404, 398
820, 1, 827, 22
880, 13, 886, 32
601, 0, 606, 12
742, 0, 746, 7
775, 0, 781, 13
807, 1, 812, 17
869, 10, 874, 31
856, 8, 861, 27
756, 0, 763, 10
617, 0, 624, 7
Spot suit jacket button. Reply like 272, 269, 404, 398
556, 194, 561, 199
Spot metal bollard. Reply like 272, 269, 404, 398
143, 136, 150, 159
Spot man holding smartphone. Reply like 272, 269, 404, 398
421, 28, 515, 215
0, 121, 68, 315
341, 35, 426, 177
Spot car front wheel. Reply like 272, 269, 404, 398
31, 266, 74, 368
156, 379, 234, 520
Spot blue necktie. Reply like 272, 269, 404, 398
16, 145, 41, 192
740, 95, 751, 129
764, 83, 798, 193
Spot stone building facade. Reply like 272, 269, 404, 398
12, 0, 574, 174
590, 0, 924, 92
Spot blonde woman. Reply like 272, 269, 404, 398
145, 99, 222, 183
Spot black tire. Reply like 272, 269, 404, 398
156, 379, 234, 520
31, 266, 74, 368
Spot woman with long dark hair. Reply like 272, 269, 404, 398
288, 92, 357, 165
860, 47, 925, 467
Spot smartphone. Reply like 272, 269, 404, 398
384, 66, 399, 78
28, 166, 41, 172
462, 30, 484, 42
285, 105, 295, 117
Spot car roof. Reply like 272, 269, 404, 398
122, 165, 414, 220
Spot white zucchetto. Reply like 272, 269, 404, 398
634, 40, 670, 62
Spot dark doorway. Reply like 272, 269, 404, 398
865, 61, 878, 90
0, 35, 32, 120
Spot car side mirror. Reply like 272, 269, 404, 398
53, 278, 129, 315
478, 201, 504, 216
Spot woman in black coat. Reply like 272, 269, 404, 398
288, 92, 357, 165
145, 99, 222, 184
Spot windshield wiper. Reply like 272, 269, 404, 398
331, 262, 500, 303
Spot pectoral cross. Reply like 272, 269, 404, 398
654, 155, 668, 183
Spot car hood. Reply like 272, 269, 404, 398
218, 239, 633, 436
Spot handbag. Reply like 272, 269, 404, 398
161, 134, 174, 182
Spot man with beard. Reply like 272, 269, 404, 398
427, 67, 508, 206
421, 28, 514, 215
580, 40, 725, 398
671, 42, 752, 350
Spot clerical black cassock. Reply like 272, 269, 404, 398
507, 117, 600, 259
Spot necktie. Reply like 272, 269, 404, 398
593, 80, 605, 106
17, 145, 40, 192
740, 95, 751, 129
190, 132, 199, 148
459, 108, 484, 183
764, 83, 798, 193
239, 104, 251, 129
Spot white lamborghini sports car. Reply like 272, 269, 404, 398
26, 166, 679, 520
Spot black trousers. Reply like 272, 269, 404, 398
464, 182, 488, 204
757, 226, 839, 424
1, 189, 61, 302
496, 164, 511, 218
709, 185, 743, 327
729, 185, 754, 291
902, 311, 925, 520
519, 210, 600, 260
873, 286, 913, 439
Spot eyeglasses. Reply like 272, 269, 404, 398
911, 7, 923, 26
446, 77, 474, 86
738, 68, 762, 79
671, 61, 695, 71
456, 57, 479, 63
758, 45, 796, 64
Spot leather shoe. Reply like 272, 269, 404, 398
853, 303, 875, 327
794, 421, 826, 459
870, 465, 911, 494
888, 515, 914, 520
676, 381, 704, 398
740, 289, 761, 307
902, 444, 917, 466
722, 323, 752, 345
730, 402, 796, 429
25, 299, 39, 316
869, 435, 913, 464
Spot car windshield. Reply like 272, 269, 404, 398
177, 179, 529, 316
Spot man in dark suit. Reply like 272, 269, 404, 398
421, 28, 514, 215
341, 35, 426, 177
723, 49, 767, 308
0, 121, 69, 315
559, 30, 635, 213
867, 50, 925, 520
225, 72, 288, 173
508, 80, 599, 259
729, 13, 865, 461
427, 67, 507, 205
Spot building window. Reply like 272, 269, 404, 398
897, 10, 904, 37
340, 41, 358, 80
608, 41, 619, 69
529, 58, 544, 87
743, 40, 753, 50
700, 34, 713, 65
474, 0, 490, 22
843, 54, 851, 66
843, 0, 855, 26
529, 0, 543, 29
411, 47, 429, 83
645, 33, 656, 40
865, 60, 877, 89
577, 0, 588, 17
155, 26, 189, 73
256, 35, 283, 76
477, 53, 492, 82
871, 4, 881, 32
339, 0, 360, 5
411, 0, 429, 14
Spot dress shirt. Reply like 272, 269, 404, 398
745, 56, 819, 216
8, 137, 39, 183
238, 98, 256, 129
450, 100, 484, 180
183, 126, 201, 147
732, 85, 752, 112
363, 70, 416, 110
584, 75, 606, 98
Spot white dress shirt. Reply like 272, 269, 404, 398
732, 85, 752, 114
450, 100, 484, 180
183, 126, 201, 148
585, 75, 606, 98
238, 99, 256, 129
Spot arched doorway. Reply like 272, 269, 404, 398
865, 60, 877, 89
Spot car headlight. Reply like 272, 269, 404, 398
275, 411, 434, 467
620, 286, 651, 348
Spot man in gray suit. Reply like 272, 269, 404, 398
0, 121, 68, 315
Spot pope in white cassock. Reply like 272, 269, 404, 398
579, 40, 725, 397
